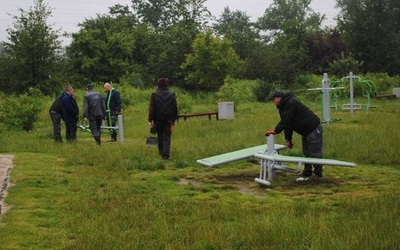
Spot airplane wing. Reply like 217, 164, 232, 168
197, 144, 286, 167
253, 153, 355, 167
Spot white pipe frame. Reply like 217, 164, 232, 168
77, 115, 124, 144
254, 134, 355, 186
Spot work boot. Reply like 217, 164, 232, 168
313, 165, 323, 178
94, 136, 101, 146
302, 164, 313, 177
108, 134, 116, 142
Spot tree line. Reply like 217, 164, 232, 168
1, 0, 400, 96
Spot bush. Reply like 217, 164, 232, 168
217, 77, 257, 107
253, 79, 276, 102
0, 93, 43, 131
295, 74, 325, 101
363, 72, 400, 94
119, 73, 145, 89
173, 88, 193, 114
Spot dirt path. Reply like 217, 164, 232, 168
0, 154, 14, 215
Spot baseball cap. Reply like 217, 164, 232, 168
268, 90, 284, 101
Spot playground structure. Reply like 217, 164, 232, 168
77, 114, 124, 144
310, 72, 378, 120
334, 72, 378, 114
308, 73, 344, 123
197, 135, 356, 186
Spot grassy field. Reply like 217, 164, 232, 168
0, 91, 399, 249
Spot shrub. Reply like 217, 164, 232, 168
118, 85, 153, 108
0, 93, 43, 131
295, 74, 325, 101
119, 72, 145, 89
328, 52, 363, 77
253, 79, 276, 102
362, 72, 400, 94
173, 88, 193, 114
217, 77, 257, 107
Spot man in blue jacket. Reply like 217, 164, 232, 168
60, 86, 79, 142
266, 90, 323, 178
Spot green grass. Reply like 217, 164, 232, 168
0, 94, 399, 249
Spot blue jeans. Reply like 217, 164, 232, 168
302, 124, 323, 177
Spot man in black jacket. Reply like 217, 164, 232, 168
49, 93, 64, 142
148, 78, 178, 160
103, 82, 121, 142
266, 90, 323, 178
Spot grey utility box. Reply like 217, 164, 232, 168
393, 88, 400, 98
218, 102, 234, 120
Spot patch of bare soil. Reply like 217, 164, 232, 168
178, 172, 270, 199
178, 171, 347, 199
0, 155, 14, 216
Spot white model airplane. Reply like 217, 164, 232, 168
197, 135, 355, 186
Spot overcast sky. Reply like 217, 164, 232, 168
0, 0, 338, 46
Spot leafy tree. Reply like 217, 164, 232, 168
337, 0, 400, 74
131, 0, 211, 29
245, 43, 302, 85
305, 28, 347, 74
257, 0, 325, 82
67, 8, 140, 85
180, 30, 244, 91
258, 0, 324, 41
130, 0, 211, 85
328, 52, 363, 77
1, 0, 62, 95
67, 0, 210, 87
144, 22, 200, 84
213, 7, 260, 60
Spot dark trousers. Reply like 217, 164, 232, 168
89, 116, 103, 145
65, 120, 78, 142
302, 124, 323, 177
50, 111, 62, 142
156, 122, 172, 158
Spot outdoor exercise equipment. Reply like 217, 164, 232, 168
330, 80, 344, 110
197, 135, 356, 186
308, 73, 343, 123
77, 114, 125, 144
340, 72, 377, 114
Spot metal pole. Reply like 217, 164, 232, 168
350, 72, 354, 116
267, 134, 274, 154
267, 134, 276, 180
117, 115, 124, 144
322, 73, 331, 123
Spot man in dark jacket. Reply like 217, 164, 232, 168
83, 84, 106, 145
103, 82, 121, 142
60, 86, 79, 142
148, 78, 178, 160
266, 90, 323, 178
49, 93, 64, 142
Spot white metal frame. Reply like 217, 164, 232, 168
77, 115, 124, 144
254, 135, 355, 186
